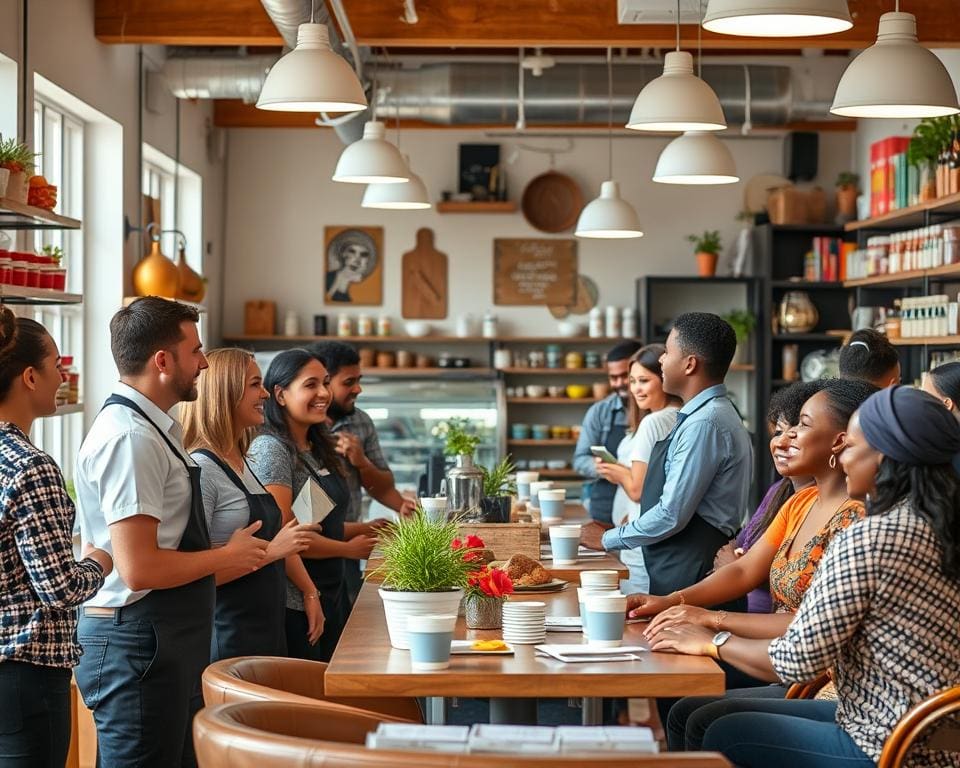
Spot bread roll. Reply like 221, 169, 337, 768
504, 553, 551, 586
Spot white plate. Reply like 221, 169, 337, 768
450, 640, 515, 655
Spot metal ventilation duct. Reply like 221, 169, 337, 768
162, 56, 276, 102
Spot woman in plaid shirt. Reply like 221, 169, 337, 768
649, 386, 960, 767
0, 307, 112, 767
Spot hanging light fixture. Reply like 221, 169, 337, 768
703, 0, 852, 37
626, 0, 726, 132
256, 1, 366, 113
830, 7, 959, 118
576, 50, 643, 240
333, 55, 409, 184
654, 131, 739, 184
653, 5, 738, 185
362, 155, 431, 209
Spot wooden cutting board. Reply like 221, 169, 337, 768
402, 228, 448, 319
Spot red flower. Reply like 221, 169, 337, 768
452, 534, 485, 553
469, 566, 514, 599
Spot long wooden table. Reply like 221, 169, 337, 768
326, 582, 724, 725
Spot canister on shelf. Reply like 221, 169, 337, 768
782, 343, 799, 382
622, 308, 637, 339
546, 344, 562, 369
588, 307, 604, 338
482, 312, 498, 339
605, 306, 621, 338
283, 310, 299, 337
357, 314, 374, 336
494, 349, 513, 369
377, 315, 392, 336
584, 350, 600, 368
337, 314, 353, 337
564, 351, 584, 369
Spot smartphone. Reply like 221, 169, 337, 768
590, 445, 618, 463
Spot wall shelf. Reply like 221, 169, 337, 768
499, 367, 605, 375
772, 333, 845, 342
436, 200, 516, 214
844, 191, 960, 232
843, 263, 960, 289
223, 334, 489, 344
890, 336, 960, 347
535, 469, 583, 479
0, 287, 83, 305
770, 280, 848, 290
508, 439, 577, 447
0, 197, 82, 230
507, 397, 600, 405
361, 367, 494, 378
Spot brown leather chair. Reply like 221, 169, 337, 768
877, 686, 960, 768
784, 672, 831, 700
201, 656, 423, 723
194, 701, 732, 768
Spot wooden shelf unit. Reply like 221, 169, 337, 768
436, 200, 516, 214
890, 336, 960, 347
499, 367, 605, 375
843, 263, 960, 289
360, 367, 495, 377
0, 197, 82, 229
844, 191, 960, 232
507, 397, 600, 404
224, 334, 489, 344
0, 286, 83, 305
508, 439, 578, 447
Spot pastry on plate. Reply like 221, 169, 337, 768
504, 553, 551, 586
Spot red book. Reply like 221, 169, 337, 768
870, 140, 884, 216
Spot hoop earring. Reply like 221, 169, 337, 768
829, 454, 837, 469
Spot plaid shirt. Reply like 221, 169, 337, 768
1, 423, 104, 668
769, 503, 960, 765
330, 408, 389, 522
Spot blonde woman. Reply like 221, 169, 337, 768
181, 348, 321, 660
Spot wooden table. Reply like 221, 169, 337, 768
326, 583, 724, 725
537, 549, 628, 582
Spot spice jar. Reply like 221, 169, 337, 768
564, 351, 584, 369
337, 314, 352, 337
376, 351, 396, 368
377, 315, 392, 336
357, 314, 374, 336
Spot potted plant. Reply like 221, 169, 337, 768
0, 135, 38, 203
721, 309, 757, 365
479, 455, 517, 523
907, 116, 957, 201
369, 509, 476, 649
464, 562, 514, 629
687, 230, 722, 278
434, 418, 485, 522
835, 172, 860, 222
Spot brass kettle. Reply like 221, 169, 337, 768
175, 244, 206, 303
132, 240, 179, 298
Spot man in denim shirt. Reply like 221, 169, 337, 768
572, 340, 642, 525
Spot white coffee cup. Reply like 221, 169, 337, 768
406, 614, 457, 670
419, 497, 448, 523
538, 488, 566, 518
585, 594, 628, 647
577, 587, 621, 639
580, 570, 620, 590
516, 471, 540, 500
549, 524, 582, 565
528, 481, 555, 508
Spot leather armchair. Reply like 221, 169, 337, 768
201, 656, 423, 723
194, 701, 732, 768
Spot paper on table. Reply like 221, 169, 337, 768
540, 547, 607, 560
291, 478, 336, 526
535, 644, 647, 663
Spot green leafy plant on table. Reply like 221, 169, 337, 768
480, 455, 517, 497
433, 417, 482, 457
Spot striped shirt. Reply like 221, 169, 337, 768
769, 502, 960, 765
0, 423, 104, 667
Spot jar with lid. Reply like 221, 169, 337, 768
357, 314, 374, 336
59, 356, 79, 404
482, 312, 498, 339
545, 344, 562, 369
621, 308, 637, 339
588, 307, 604, 338
377, 315, 392, 336
337, 314, 353, 337
283, 310, 299, 337
605, 306, 621, 338
564, 351, 584, 369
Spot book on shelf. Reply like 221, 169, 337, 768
804, 237, 853, 282
869, 136, 915, 216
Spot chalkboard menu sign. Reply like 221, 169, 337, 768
493, 239, 578, 306
459, 144, 500, 199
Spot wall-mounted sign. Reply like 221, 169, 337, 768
493, 238, 577, 306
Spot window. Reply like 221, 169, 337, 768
29, 97, 85, 479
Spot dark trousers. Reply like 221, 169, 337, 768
0, 661, 71, 768
343, 559, 362, 608
702, 699, 873, 768
655, 654, 761, 728
285, 588, 346, 663
667, 684, 788, 750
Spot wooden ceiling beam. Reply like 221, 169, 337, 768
95, 0, 283, 46
213, 100, 856, 132
343, 0, 960, 50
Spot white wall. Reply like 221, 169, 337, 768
223, 127, 851, 337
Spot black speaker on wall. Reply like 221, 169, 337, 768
784, 131, 819, 182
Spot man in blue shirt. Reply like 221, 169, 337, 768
582, 313, 752, 600
572, 340, 642, 525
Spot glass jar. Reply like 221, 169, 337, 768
778, 291, 819, 334
377, 315, 392, 336
337, 314, 352, 337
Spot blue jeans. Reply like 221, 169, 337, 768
668, 684, 788, 750
702, 699, 874, 768
0, 661, 71, 767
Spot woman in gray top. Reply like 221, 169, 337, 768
249, 349, 376, 662
181, 348, 319, 660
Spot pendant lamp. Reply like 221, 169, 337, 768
702, 0, 852, 37
332, 120, 409, 184
626, 0, 726, 133
576, 50, 643, 240
654, 131, 739, 184
256, 23, 367, 113
362, 155, 431, 209
830, 10, 959, 118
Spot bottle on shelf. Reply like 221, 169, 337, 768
482, 312, 498, 339
604, 306, 620, 338
621, 307, 637, 339
588, 307, 604, 338
284, 310, 299, 337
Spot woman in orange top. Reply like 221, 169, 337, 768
627, 377, 877, 641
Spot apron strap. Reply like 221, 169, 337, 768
103, 394, 193, 473
192, 448, 250, 497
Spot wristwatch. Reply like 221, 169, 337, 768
704, 630, 732, 660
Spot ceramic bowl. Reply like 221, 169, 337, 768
546, 459, 567, 470
525, 385, 547, 398
511, 423, 532, 440
531, 424, 550, 440
566, 384, 591, 399
547, 385, 565, 398
557, 320, 586, 337
404, 320, 432, 337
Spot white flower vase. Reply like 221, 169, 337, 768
379, 587, 464, 650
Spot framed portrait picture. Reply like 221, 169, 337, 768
324, 226, 384, 306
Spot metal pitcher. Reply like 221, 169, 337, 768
445, 454, 484, 522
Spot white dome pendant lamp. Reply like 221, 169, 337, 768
576, 50, 643, 240
256, 0, 367, 113
626, 0, 726, 132
654, 131, 739, 185
362, 154, 431, 209
702, 0, 852, 38
831, 5, 959, 119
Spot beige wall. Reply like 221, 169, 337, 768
223, 126, 852, 338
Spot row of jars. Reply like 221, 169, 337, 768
494, 347, 604, 370
0, 250, 67, 290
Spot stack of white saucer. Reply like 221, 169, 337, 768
502, 601, 547, 645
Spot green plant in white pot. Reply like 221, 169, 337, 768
368, 508, 476, 649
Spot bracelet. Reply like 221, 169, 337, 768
673, 590, 685, 606
714, 610, 727, 630
303, 592, 320, 601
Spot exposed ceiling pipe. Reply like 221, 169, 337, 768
161, 55, 276, 102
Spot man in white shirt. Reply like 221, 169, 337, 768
74, 297, 268, 767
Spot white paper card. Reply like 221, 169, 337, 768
291, 478, 336, 525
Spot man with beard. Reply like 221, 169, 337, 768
572, 340, 643, 525
308, 341, 415, 604
74, 298, 267, 767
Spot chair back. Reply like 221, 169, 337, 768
878, 686, 960, 768
784, 672, 831, 700
202, 656, 423, 723
194, 701, 732, 768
